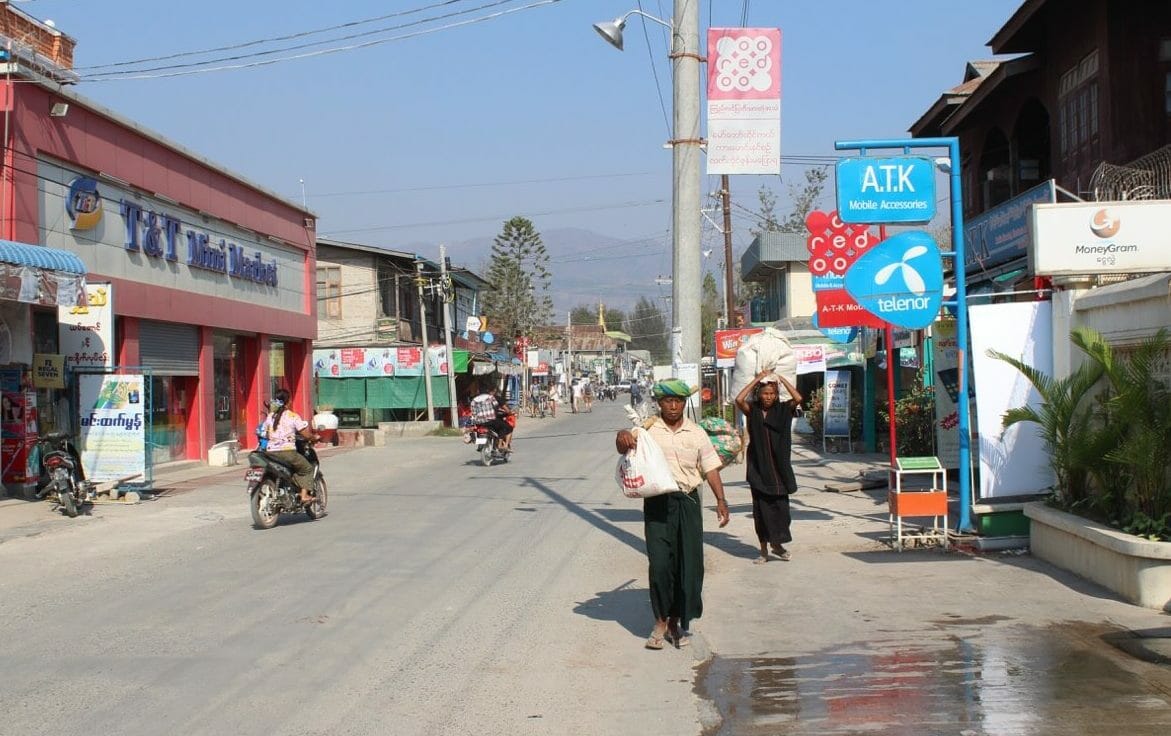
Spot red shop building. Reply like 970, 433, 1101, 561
0, 11, 315, 470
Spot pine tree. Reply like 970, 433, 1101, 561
626, 296, 669, 364
483, 217, 554, 344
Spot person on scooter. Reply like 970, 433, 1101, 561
471, 385, 514, 453
262, 388, 319, 504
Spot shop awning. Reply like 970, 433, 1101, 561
0, 240, 86, 274
0, 240, 87, 307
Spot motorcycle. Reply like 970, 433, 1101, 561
469, 414, 516, 467
245, 438, 327, 529
36, 432, 90, 518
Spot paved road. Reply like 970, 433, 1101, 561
0, 402, 699, 736
7, 399, 1171, 735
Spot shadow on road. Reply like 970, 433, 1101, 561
522, 476, 645, 554
572, 578, 649, 638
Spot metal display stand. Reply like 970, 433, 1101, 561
888, 456, 948, 551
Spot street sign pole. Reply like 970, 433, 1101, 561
835, 137, 974, 533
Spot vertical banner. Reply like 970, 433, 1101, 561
79, 373, 146, 483
969, 301, 1055, 498
823, 369, 851, 437
706, 28, 782, 175
931, 321, 963, 469
0, 368, 31, 483
59, 283, 114, 370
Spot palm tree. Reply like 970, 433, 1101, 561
990, 331, 1105, 506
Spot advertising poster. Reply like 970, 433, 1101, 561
706, 28, 782, 175
79, 373, 146, 483
969, 301, 1055, 498
794, 344, 827, 374
312, 348, 455, 378
931, 320, 966, 469
32, 354, 65, 389
0, 369, 34, 483
714, 327, 763, 368
823, 369, 851, 438
59, 283, 114, 370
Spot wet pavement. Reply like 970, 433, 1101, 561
697, 621, 1171, 735
693, 440, 1171, 735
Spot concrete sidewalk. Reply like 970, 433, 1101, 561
0, 446, 353, 541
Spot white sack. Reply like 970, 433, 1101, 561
615, 427, 678, 498
730, 326, 797, 401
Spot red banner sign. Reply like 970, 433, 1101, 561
714, 327, 764, 367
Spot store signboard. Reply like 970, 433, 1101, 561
964, 180, 1054, 271
836, 156, 936, 224
40, 160, 306, 314
706, 28, 782, 175
32, 354, 65, 389
78, 372, 146, 483
59, 283, 114, 370
1030, 201, 1171, 276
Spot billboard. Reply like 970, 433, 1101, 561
1030, 201, 1171, 276
706, 28, 782, 175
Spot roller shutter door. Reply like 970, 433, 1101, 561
139, 321, 200, 375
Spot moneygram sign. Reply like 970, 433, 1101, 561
1029, 201, 1171, 276
836, 156, 936, 224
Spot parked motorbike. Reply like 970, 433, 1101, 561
245, 438, 327, 529
36, 432, 90, 518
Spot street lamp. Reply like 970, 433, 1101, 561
594, 4, 703, 396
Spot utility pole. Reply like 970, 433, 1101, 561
562, 311, 571, 379
672, 0, 702, 391
720, 174, 735, 322
415, 260, 435, 422
439, 245, 458, 427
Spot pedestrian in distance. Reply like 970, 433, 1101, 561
615, 379, 729, 650
547, 382, 558, 418
630, 381, 643, 407
734, 370, 802, 564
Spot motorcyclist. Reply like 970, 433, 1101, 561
470, 385, 515, 453
260, 388, 320, 504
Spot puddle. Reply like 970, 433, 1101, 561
697, 622, 1171, 735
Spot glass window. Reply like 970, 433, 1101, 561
1089, 83, 1098, 135
316, 266, 342, 319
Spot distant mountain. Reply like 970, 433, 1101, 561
405, 227, 672, 314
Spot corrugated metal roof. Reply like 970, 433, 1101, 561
740, 231, 807, 281
0, 240, 86, 274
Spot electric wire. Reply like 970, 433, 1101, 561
78, 0, 563, 82
73, 0, 495, 72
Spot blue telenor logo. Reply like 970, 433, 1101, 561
844, 230, 943, 329
810, 312, 858, 344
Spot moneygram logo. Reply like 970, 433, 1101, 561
1090, 208, 1121, 239
844, 231, 943, 330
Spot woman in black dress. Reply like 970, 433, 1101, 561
735, 370, 803, 563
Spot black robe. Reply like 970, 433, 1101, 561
746, 402, 798, 495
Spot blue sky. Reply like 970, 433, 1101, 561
25, 0, 1023, 275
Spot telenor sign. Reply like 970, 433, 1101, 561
844, 230, 944, 329
836, 156, 936, 224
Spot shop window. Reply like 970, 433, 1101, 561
316, 266, 342, 319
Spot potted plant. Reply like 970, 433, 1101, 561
993, 327, 1171, 610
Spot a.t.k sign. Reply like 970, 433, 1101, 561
844, 231, 944, 329
836, 156, 936, 224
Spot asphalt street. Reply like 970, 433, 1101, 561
5, 400, 1171, 735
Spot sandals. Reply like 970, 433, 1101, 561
645, 631, 667, 650
771, 545, 792, 561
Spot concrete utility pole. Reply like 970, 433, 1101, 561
720, 174, 735, 322
671, 0, 702, 394
415, 260, 435, 422
439, 245, 458, 427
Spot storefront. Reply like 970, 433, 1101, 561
2, 78, 315, 468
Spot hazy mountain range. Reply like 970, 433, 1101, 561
406, 227, 677, 316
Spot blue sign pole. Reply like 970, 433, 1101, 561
835, 137, 974, 533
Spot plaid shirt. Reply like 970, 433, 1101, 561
470, 394, 498, 423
